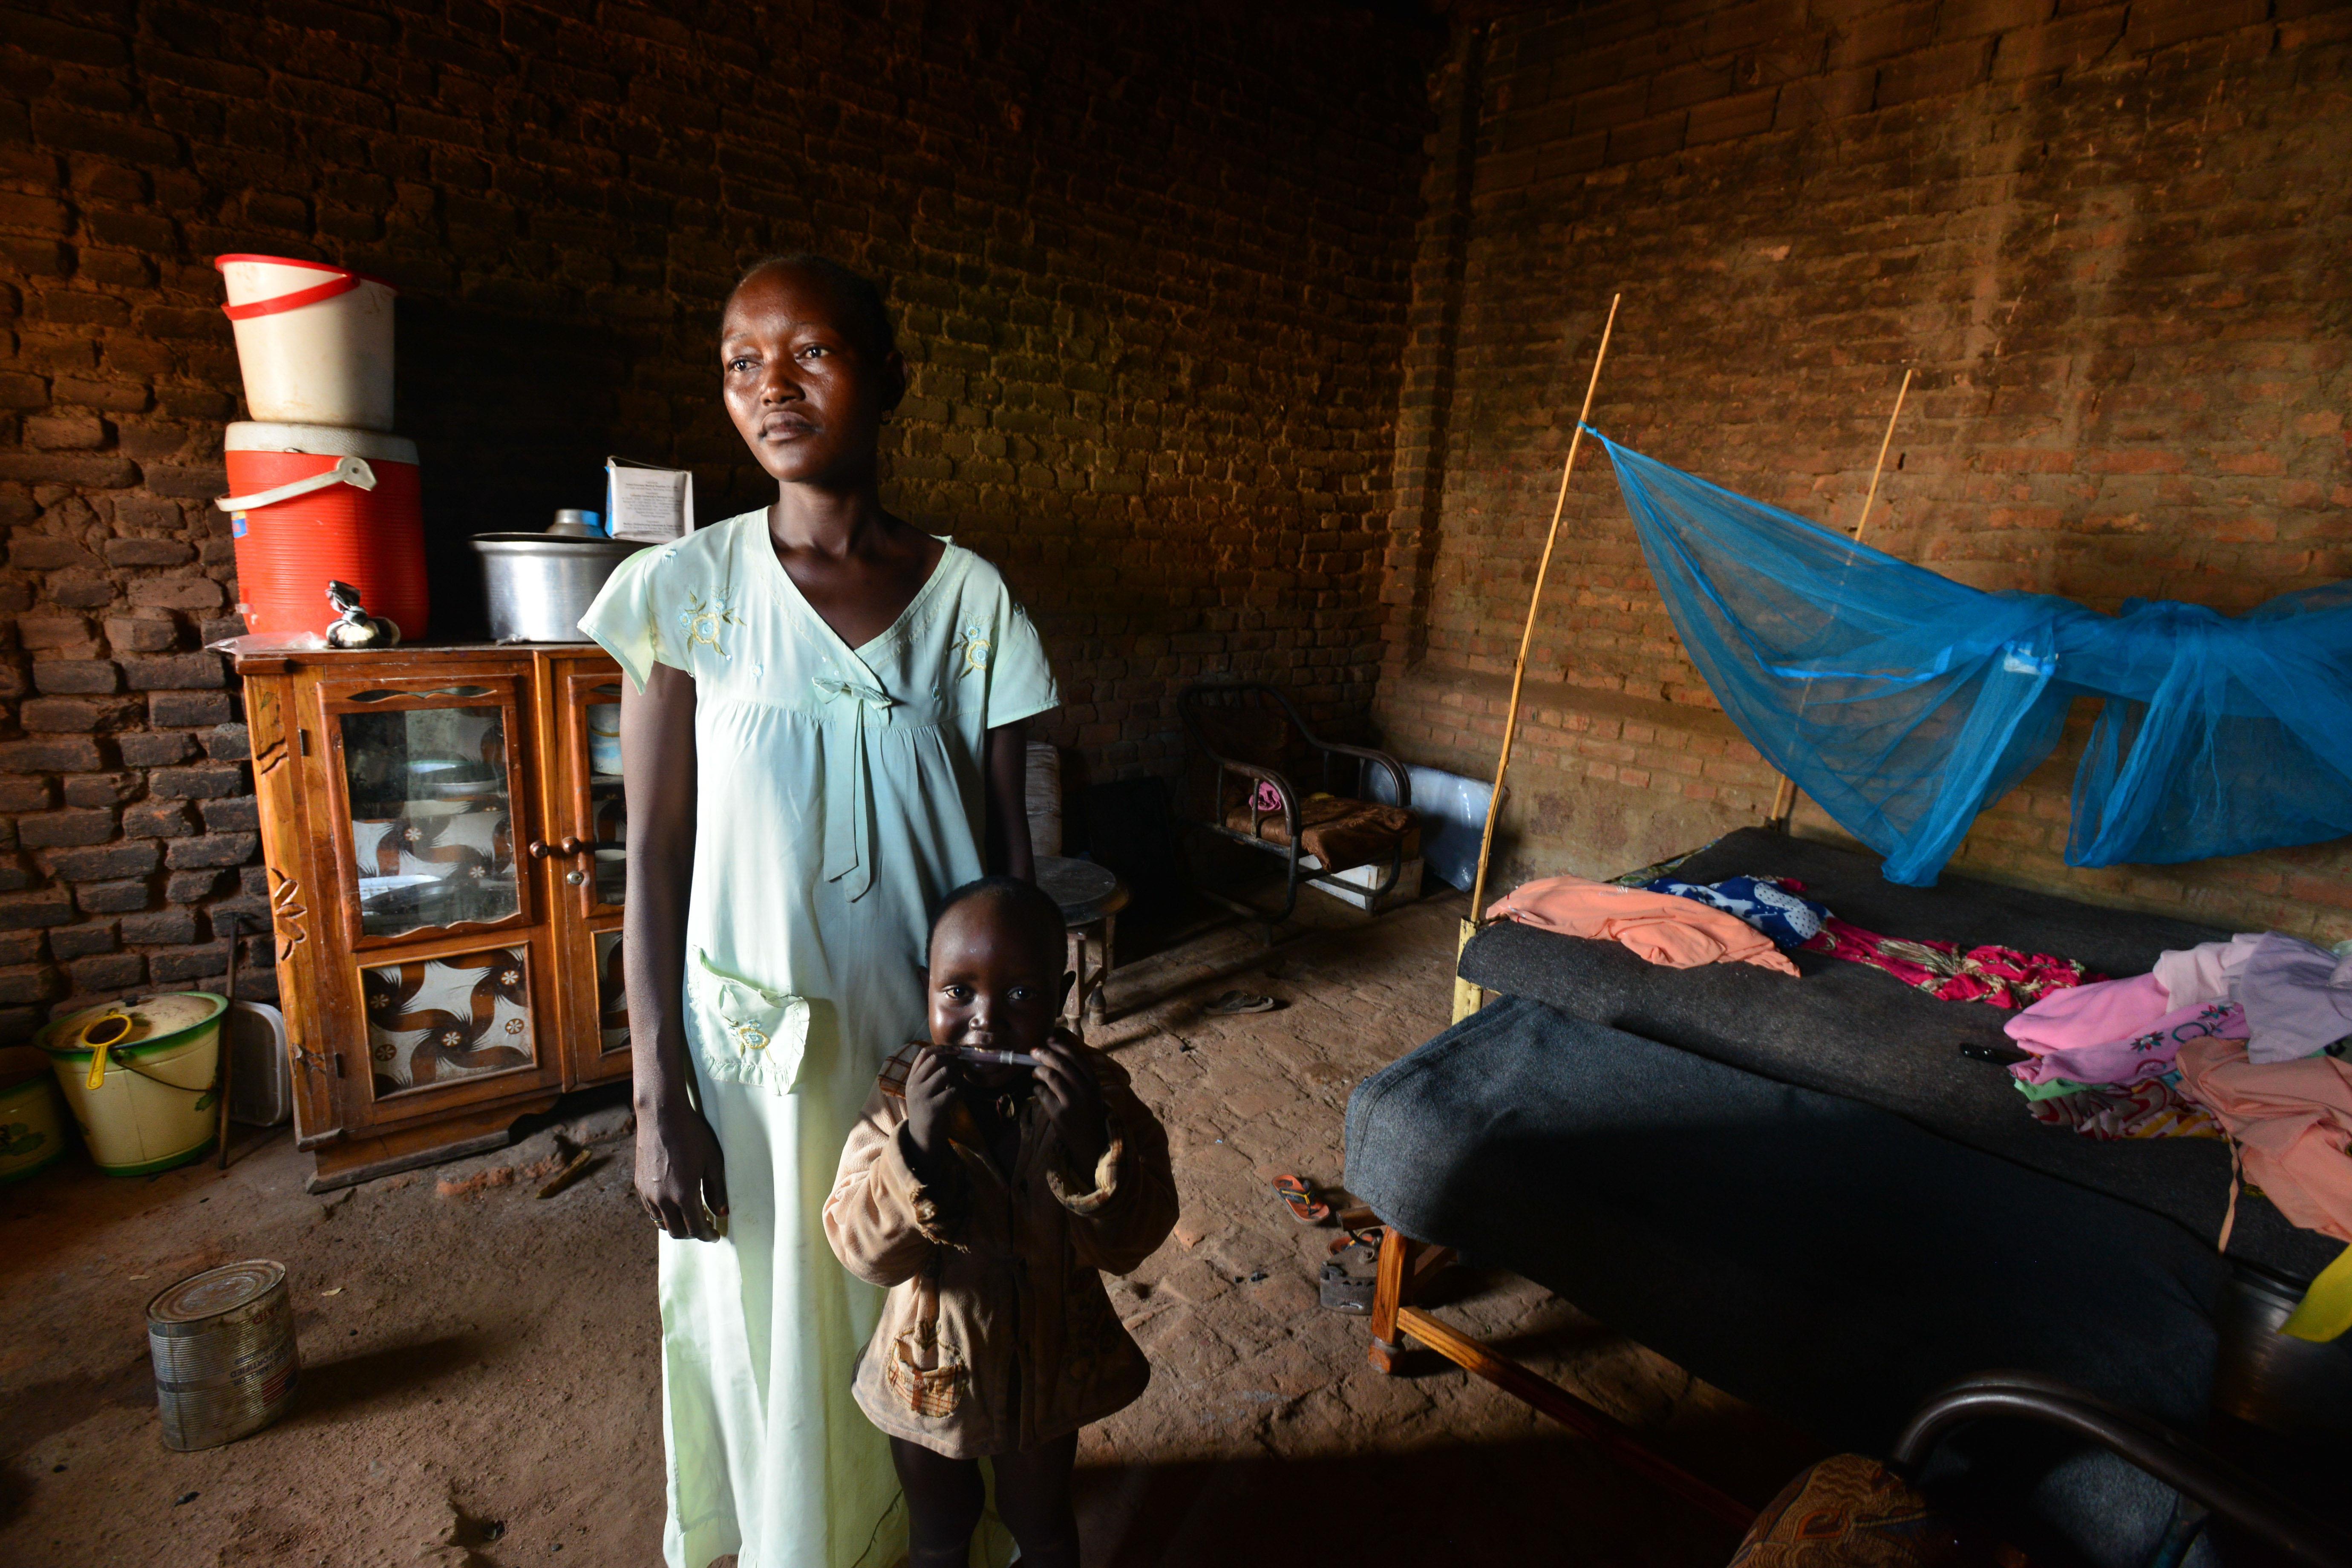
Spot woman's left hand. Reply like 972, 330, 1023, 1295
1032, 1029, 1109, 1171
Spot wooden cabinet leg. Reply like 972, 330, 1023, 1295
1368, 1225, 1415, 1374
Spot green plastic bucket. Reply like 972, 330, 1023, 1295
0, 1071, 69, 1185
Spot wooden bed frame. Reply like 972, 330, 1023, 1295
1365, 1226, 1758, 1530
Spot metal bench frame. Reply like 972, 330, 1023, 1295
1368, 1231, 2352, 1562
1176, 682, 1413, 927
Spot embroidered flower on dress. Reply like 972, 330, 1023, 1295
678, 590, 743, 658
734, 1022, 770, 1052
957, 622, 992, 675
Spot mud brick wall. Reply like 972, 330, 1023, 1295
1378, 0, 2352, 938
0, 0, 1435, 1039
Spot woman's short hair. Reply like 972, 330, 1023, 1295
732, 253, 897, 361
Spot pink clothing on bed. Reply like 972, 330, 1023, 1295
2006, 974, 2171, 1051
1489, 875, 1799, 976
2177, 1036, 2352, 1246
2153, 933, 2262, 1009
2004, 972, 2248, 1086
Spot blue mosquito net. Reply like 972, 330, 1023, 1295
1591, 430, 2352, 885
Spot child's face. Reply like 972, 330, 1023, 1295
928, 898, 1064, 1092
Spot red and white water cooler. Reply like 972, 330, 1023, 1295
213, 255, 429, 640
220, 423, 429, 641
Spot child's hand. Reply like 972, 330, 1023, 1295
903, 1045, 961, 1173
1032, 1029, 1110, 1172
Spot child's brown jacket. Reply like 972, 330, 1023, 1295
823, 1041, 1179, 1458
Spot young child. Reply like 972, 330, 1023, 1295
824, 877, 1179, 1568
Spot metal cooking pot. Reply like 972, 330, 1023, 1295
470, 533, 641, 643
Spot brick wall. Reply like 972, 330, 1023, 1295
1377, 0, 2352, 939
0, 0, 1436, 1039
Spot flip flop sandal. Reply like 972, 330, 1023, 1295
1272, 1174, 1330, 1224
1206, 990, 1280, 1015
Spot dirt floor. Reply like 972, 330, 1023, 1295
0, 888, 1816, 1568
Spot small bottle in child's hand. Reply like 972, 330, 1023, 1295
946, 1045, 1036, 1067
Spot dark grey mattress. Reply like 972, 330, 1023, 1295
1455, 828, 2335, 1282
1345, 995, 2226, 1455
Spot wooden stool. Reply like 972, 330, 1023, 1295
1036, 855, 1130, 1041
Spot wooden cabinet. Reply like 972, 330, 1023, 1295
234, 643, 632, 1190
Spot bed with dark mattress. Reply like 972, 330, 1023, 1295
1344, 827, 2339, 1562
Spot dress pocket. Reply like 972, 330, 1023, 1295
691, 950, 812, 1092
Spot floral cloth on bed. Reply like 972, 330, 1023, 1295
1804, 915, 2099, 1009
2021, 1074, 2220, 1141
1641, 873, 2099, 1008
1641, 874, 1827, 948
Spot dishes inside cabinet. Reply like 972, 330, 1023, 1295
587, 703, 621, 777
340, 706, 519, 937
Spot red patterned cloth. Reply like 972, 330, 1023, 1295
2025, 1078, 2221, 1141
1804, 915, 2099, 1010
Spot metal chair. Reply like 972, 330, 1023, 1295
1176, 682, 1413, 927
1890, 1371, 2352, 1567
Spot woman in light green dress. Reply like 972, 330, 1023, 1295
582, 256, 1056, 1568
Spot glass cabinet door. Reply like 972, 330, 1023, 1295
323, 679, 535, 948
594, 930, 630, 1054
552, 662, 631, 1086
542, 670, 626, 915
310, 670, 561, 1134
361, 940, 539, 1100
584, 686, 626, 910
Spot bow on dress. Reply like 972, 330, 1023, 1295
813, 674, 897, 901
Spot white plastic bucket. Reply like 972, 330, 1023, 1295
215, 254, 398, 431
39, 994, 225, 1175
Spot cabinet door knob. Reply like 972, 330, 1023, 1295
565, 870, 587, 886
559, 836, 585, 856
527, 840, 554, 859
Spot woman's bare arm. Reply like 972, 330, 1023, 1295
622, 661, 728, 1241
986, 719, 1034, 882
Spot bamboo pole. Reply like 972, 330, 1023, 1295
1454, 294, 1620, 1024
1763, 366, 1914, 831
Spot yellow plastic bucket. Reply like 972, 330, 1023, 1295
0, 1072, 69, 1185
39, 994, 226, 1176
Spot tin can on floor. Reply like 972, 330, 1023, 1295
147, 1260, 300, 1450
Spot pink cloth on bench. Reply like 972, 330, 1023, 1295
2178, 1035, 2352, 1245
2004, 973, 2248, 1087
1489, 875, 1799, 977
